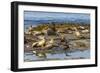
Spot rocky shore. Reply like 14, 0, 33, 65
24, 24, 90, 58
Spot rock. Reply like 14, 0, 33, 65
24, 43, 33, 52
47, 28, 57, 35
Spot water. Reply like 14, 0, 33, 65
24, 49, 90, 62
24, 11, 90, 25
24, 11, 90, 62
24, 11, 90, 33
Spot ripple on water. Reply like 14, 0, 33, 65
24, 49, 90, 62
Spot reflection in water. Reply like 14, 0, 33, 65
24, 49, 90, 62
24, 11, 90, 62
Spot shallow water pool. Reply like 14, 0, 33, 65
24, 49, 90, 62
